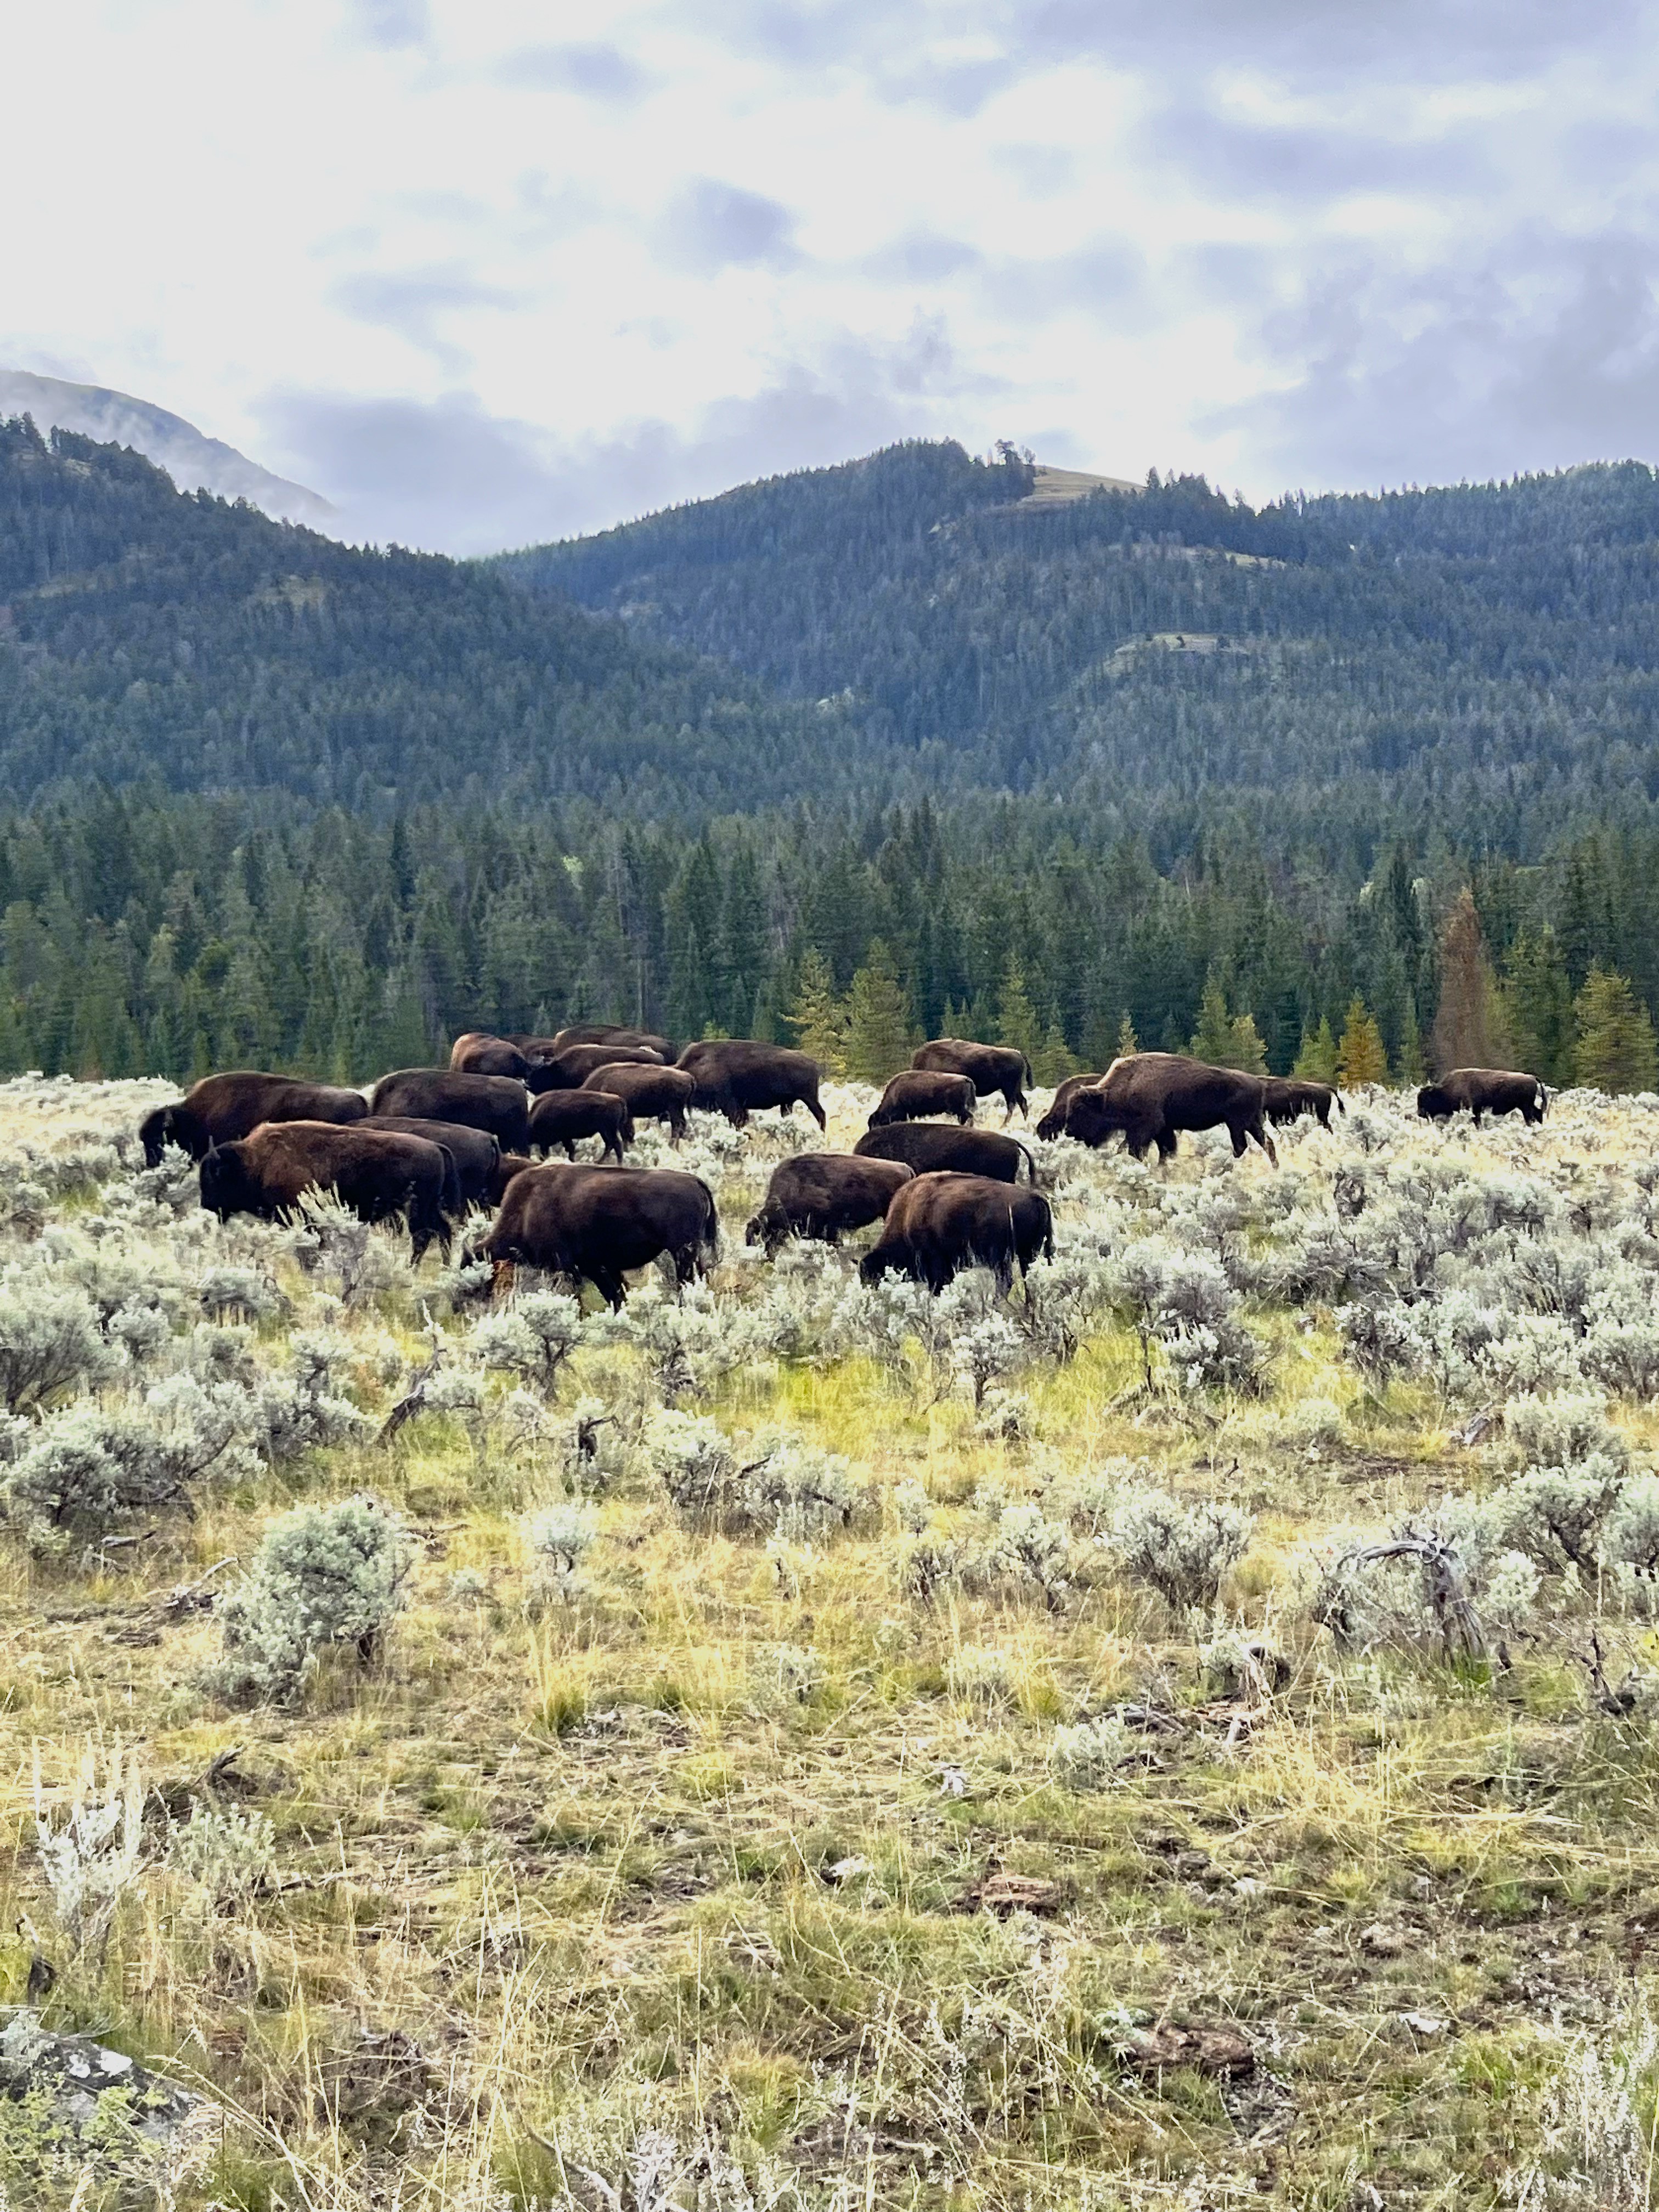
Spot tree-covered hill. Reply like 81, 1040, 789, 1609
500, 443, 1659, 860
0, 415, 846, 815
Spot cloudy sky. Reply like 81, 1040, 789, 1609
5, 0, 1657, 551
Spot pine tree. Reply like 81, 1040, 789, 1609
1034, 1020, 1080, 1087
1189, 978, 1235, 1066
842, 939, 917, 1084
1336, 998, 1390, 1087
1500, 928, 1574, 1087
996, 956, 1042, 1070
785, 947, 848, 1076
1430, 888, 1508, 1075
1394, 995, 1427, 1085
1115, 1012, 1139, 1063
1572, 966, 1659, 1093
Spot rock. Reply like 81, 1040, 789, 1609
938, 1765, 968, 1798
825, 1855, 875, 1884
0, 2008, 217, 2170
969, 1872, 1065, 1917
1396, 2011, 1449, 2038
1360, 1922, 1410, 1957
1119, 2022, 1254, 2078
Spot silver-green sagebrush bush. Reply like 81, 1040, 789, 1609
209, 1492, 416, 1706
1106, 1480, 1254, 1612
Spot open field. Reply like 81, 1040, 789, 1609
4, 1075, 1659, 2208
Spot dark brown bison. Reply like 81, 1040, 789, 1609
449, 1031, 534, 1081
199, 1121, 455, 1259
1262, 1077, 1344, 1128
860, 1172, 1054, 1294
360, 1116, 500, 1214
1034, 1072, 1105, 1141
139, 1073, 368, 1166
911, 1040, 1031, 1121
854, 1123, 1036, 1185
867, 1070, 975, 1128
527, 1088, 634, 1163
536, 1042, 667, 1090
367, 1069, 531, 1152
546, 1024, 674, 1059
486, 1152, 539, 1205
745, 1154, 914, 1256
677, 1040, 826, 1129
1417, 1069, 1548, 1125
469, 1163, 718, 1308
1063, 1054, 1277, 1165
582, 1062, 695, 1139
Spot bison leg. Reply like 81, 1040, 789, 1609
589, 1265, 628, 1310
561, 1139, 577, 1161
805, 1095, 826, 1131
1247, 1120, 1279, 1167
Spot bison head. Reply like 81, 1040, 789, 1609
197, 1145, 249, 1220
1415, 1086, 1451, 1119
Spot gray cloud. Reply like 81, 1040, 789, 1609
1208, 225, 1659, 491
978, 241, 1148, 326
862, 231, 984, 284
344, 0, 429, 50
654, 179, 798, 274
328, 266, 522, 374
494, 44, 653, 101
258, 322, 979, 554
1136, 104, 1493, 205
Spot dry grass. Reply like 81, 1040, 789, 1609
1, 1074, 1657, 2209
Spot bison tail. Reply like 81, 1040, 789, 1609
1039, 1197, 1055, 1263
696, 1177, 720, 1262
1334, 1092, 1347, 1115
1013, 1138, 1039, 1186
1538, 1083, 1549, 1118
436, 1144, 464, 1221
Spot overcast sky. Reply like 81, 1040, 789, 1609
5, 0, 1657, 552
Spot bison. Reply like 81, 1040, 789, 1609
486, 1152, 540, 1205
367, 1069, 531, 1153
528, 1087, 634, 1163
139, 1073, 368, 1166
677, 1040, 826, 1130
199, 1121, 455, 1259
469, 1163, 718, 1308
582, 1062, 695, 1140
1417, 1069, 1548, 1126
854, 1123, 1036, 1185
360, 1115, 501, 1214
745, 1154, 914, 1256
1034, 1072, 1105, 1141
449, 1031, 535, 1082
867, 1069, 975, 1128
1062, 1054, 1278, 1166
1262, 1077, 1343, 1128
860, 1171, 1054, 1294
536, 1042, 666, 1090
546, 1024, 674, 1059
912, 1040, 1031, 1121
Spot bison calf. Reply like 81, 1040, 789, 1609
528, 1087, 634, 1163
868, 1069, 975, 1128
746, 1154, 913, 1256
1034, 1072, 1105, 1141
861, 1171, 1054, 1294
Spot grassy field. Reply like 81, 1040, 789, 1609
3, 1074, 1659, 2210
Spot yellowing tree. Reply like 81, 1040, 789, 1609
1430, 887, 1508, 1075
784, 947, 848, 1076
842, 939, 917, 1084
1573, 966, 1659, 1094
1336, 997, 1390, 1087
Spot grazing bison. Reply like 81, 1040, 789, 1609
367, 1069, 531, 1153
449, 1031, 534, 1081
1034, 1072, 1105, 1141
854, 1123, 1036, 1185
745, 1154, 914, 1256
867, 1069, 975, 1128
486, 1152, 539, 1205
1417, 1068, 1548, 1126
528, 1087, 634, 1163
677, 1040, 826, 1129
469, 1163, 718, 1308
537, 1042, 666, 1090
860, 1171, 1054, 1294
1262, 1077, 1343, 1129
360, 1116, 501, 1212
582, 1062, 695, 1140
199, 1122, 455, 1259
1064, 1054, 1277, 1165
139, 1073, 368, 1166
912, 1040, 1031, 1121
547, 1024, 673, 1060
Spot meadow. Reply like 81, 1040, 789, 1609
3, 1075, 1659, 2210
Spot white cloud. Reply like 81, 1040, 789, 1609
1, 0, 1656, 550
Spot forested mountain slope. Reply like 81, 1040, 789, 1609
501, 443, 1659, 859
0, 415, 840, 814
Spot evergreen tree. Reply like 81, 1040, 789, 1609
996, 956, 1042, 1069
1500, 928, 1574, 1086
1573, 967, 1659, 1093
1336, 998, 1390, 1087
1190, 976, 1266, 1072
785, 947, 848, 1076
842, 939, 916, 1084
1034, 1020, 1080, 1087
1115, 1012, 1139, 1062
1294, 1018, 1339, 1083
1394, 996, 1427, 1085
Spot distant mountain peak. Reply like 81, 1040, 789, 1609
0, 371, 333, 529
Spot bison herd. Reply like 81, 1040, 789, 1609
135, 1030, 1551, 1308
